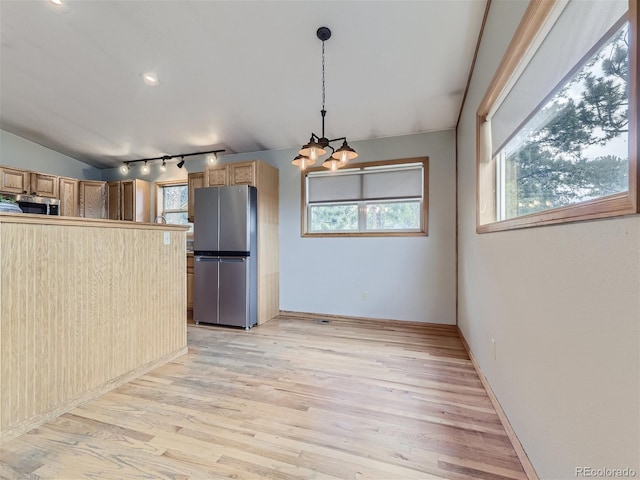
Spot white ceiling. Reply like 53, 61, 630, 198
0, 0, 486, 169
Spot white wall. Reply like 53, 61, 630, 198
0, 130, 101, 180
222, 130, 457, 324
457, 1, 640, 478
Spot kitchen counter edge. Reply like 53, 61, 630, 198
0, 212, 190, 230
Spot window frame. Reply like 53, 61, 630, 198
476, 0, 639, 233
155, 180, 191, 232
301, 157, 429, 237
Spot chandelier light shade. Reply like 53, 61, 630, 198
292, 154, 316, 170
292, 27, 358, 171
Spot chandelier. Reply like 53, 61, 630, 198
292, 27, 358, 171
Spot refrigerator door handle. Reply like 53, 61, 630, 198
220, 257, 245, 263
195, 257, 221, 263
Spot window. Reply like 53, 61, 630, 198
477, 0, 638, 232
302, 157, 428, 236
156, 181, 192, 232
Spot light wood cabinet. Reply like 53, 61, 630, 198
107, 179, 150, 222
252, 161, 279, 325
187, 254, 194, 311
203, 161, 256, 187
107, 182, 121, 220
79, 180, 107, 219
0, 168, 61, 197
30, 172, 59, 198
204, 165, 227, 187
0, 167, 32, 195
187, 172, 204, 223
58, 177, 79, 216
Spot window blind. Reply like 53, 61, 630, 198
490, 0, 628, 156
307, 165, 423, 203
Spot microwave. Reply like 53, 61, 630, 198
15, 194, 60, 215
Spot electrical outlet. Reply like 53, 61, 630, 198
163, 231, 171, 245
362, 290, 368, 300
491, 338, 496, 360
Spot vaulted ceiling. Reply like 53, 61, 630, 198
0, 0, 486, 168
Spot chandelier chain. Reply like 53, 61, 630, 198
321, 40, 326, 112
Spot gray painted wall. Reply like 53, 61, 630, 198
101, 130, 457, 324
0, 130, 101, 180
224, 130, 457, 324
456, 0, 639, 477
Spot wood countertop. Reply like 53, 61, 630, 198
0, 212, 190, 230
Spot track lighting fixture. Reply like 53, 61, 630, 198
119, 149, 225, 173
292, 27, 358, 171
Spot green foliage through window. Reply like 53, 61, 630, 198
160, 183, 191, 230
305, 160, 426, 235
499, 22, 629, 219
310, 205, 358, 231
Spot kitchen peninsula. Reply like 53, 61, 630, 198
0, 213, 188, 443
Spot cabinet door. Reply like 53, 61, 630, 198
0, 167, 30, 194
31, 173, 59, 198
187, 172, 204, 223
59, 177, 79, 217
229, 162, 255, 186
205, 166, 227, 187
133, 179, 150, 222
107, 182, 121, 220
187, 255, 194, 310
121, 180, 135, 221
79, 181, 106, 218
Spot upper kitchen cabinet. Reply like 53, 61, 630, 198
79, 180, 107, 219
107, 179, 150, 222
58, 177, 79, 217
0, 167, 59, 198
204, 161, 256, 187
0, 167, 30, 194
187, 172, 204, 223
30, 172, 59, 198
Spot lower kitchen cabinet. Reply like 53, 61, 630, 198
187, 253, 194, 311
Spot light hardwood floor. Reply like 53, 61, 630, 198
0, 315, 527, 479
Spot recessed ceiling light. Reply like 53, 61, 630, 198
50, 0, 63, 6
141, 72, 159, 86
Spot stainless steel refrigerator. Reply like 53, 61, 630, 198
193, 185, 258, 329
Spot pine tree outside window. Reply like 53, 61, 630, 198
477, 0, 639, 232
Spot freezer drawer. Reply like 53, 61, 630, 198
193, 255, 255, 329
